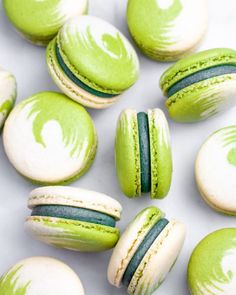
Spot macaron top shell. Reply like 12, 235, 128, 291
108, 207, 164, 287
28, 186, 122, 220
3, 0, 88, 41
0, 69, 16, 130
196, 126, 236, 215
3, 92, 97, 184
57, 15, 139, 94
127, 0, 208, 61
188, 228, 236, 295
0, 257, 85, 295
160, 48, 236, 94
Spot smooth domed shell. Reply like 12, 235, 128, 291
127, 0, 208, 61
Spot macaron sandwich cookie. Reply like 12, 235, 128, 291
160, 48, 236, 122
3, 0, 88, 46
108, 207, 186, 295
3, 92, 97, 184
115, 108, 172, 198
127, 0, 208, 61
46, 15, 139, 109
188, 228, 236, 295
25, 186, 122, 252
0, 257, 85, 295
196, 126, 236, 215
0, 68, 16, 131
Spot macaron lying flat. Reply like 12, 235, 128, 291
3, 92, 97, 184
108, 207, 186, 295
0, 68, 16, 131
0, 257, 85, 295
25, 186, 122, 252
196, 126, 236, 215
188, 228, 236, 295
127, 0, 208, 61
160, 48, 236, 122
115, 108, 172, 199
46, 15, 139, 109
3, 0, 88, 45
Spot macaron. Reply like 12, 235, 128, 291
0, 68, 16, 131
25, 186, 122, 252
46, 15, 139, 109
0, 257, 85, 295
3, 91, 97, 184
160, 48, 236, 122
108, 206, 186, 295
115, 108, 172, 199
188, 228, 236, 295
127, 0, 208, 61
3, 0, 88, 45
195, 126, 236, 215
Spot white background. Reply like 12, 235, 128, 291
0, 0, 236, 294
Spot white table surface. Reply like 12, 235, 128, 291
0, 0, 236, 294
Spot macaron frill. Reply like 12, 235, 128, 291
3, 0, 88, 45
0, 257, 85, 295
46, 15, 139, 109
188, 228, 236, 295
196, 125, 236, 215
25, 186, 122, 252
108, 207, 186, 295
0, 68, 16, 131
3, 92, 97, 185
160, 48, 236, 122
127, 0, 208, 61
115, 108, 172, 199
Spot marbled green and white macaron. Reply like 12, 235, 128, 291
196, 126, 236, 215
160, 48, 236, 122
0, 68, 16, 131
188, 228, 236, 295
108, 207, 186, 295
0, 257, 85, 295
46, 15, 139, 109
3, 0, 88, 45
115, 108, 172, 199
25, 186, 122, 252
3, 92, 97, 184
127, 0, 208, 61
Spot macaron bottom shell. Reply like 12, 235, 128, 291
47, 38, 119, 109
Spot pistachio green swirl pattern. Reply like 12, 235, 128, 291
0, 266, 30, 295
221, 126, 236, 166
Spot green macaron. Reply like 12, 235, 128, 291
188, 228, 236, 295
3, 0, 88, 45
0, 68, 16, 131
115, 108, 172, 199
0, 257, 85, 295
3, 91, 97, 184
25, 186, 122, 252
108, 207, 186, 295
127, 0, 208, 61
160, 48, 236, 122
46, 15, 139, 109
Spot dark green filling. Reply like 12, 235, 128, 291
122, 218, 169, 287
167, 64, 236, 97
31, 205, 116, 227
137, 112, 151, 193
55, 45, 116, 98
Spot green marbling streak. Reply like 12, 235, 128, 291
188, 229, 236, 295
21, 93, 94, 158
0, 266, 30, 295
221, 126, 236, 167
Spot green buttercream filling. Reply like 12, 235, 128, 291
31, 205, 116, 227
137, 112, 151, 193
167, 64, 236, 97
55, 45, 116, 98
122, 218, 169, 287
